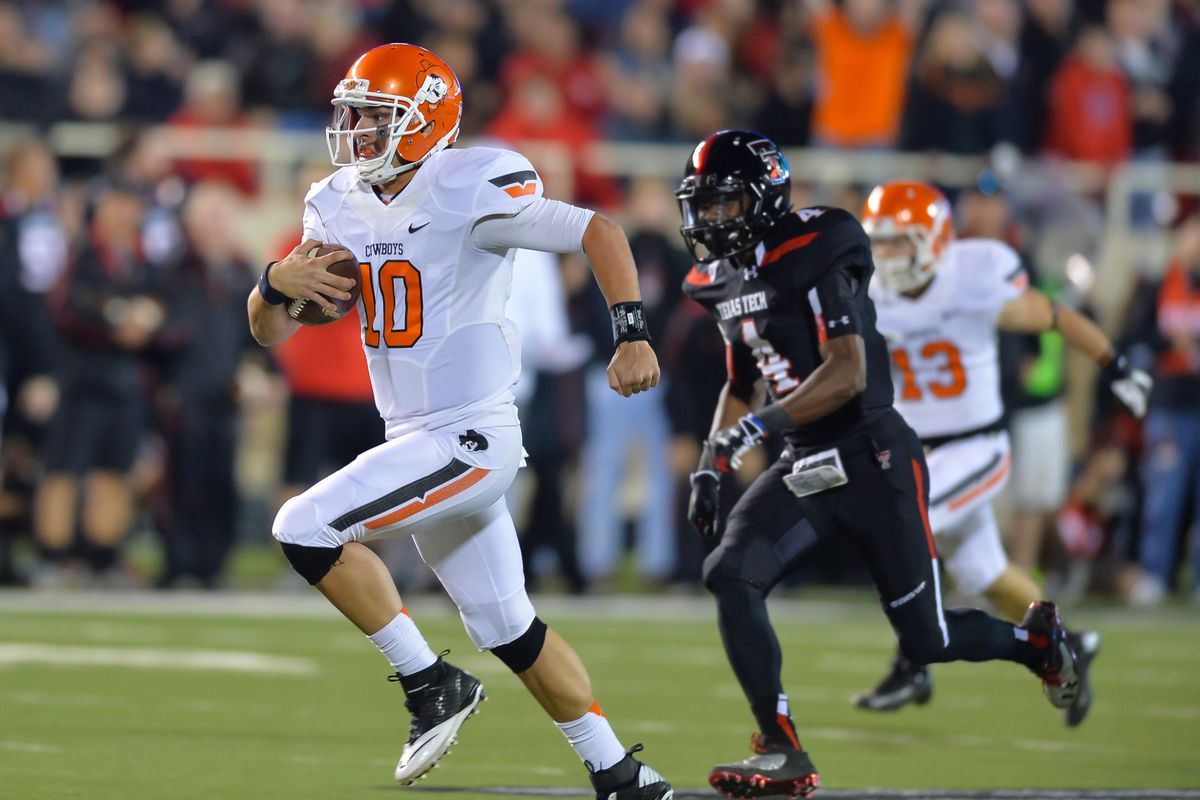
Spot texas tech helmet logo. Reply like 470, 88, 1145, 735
748, 139, 788, 186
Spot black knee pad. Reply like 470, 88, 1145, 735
279, 542, 343, 585
702, 540, 782, 596
702, 547, 739, 595
490, 616, 547, 673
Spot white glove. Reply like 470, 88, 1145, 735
1106, 354, 1153, 419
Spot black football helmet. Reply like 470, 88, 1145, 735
675, 130, 792, 262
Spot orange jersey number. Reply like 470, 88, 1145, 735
359, 260, 424, 348
891, 340, 967, 400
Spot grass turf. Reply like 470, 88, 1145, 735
0, 593, 1197, 799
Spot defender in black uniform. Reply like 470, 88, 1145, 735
677, 131, 1083, 798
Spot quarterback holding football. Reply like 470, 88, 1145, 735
247, 43, 671, 800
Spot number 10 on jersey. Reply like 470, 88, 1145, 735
359, 259, 423, 348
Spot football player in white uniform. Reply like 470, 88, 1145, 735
246, 44, 671, 800
857, 181, 1151, 726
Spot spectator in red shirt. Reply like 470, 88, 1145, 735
498, 10, 606, 122
167, 60, 259, 196
1044, 25, 1132, 164
487, 75, 622, 207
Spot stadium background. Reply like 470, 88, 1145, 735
0, 0, 1198, 797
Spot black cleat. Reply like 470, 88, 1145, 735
1020, 601, 1080, 710
391, 659, 485, 784
1065, 629, 1100, 727
853, 650, 933, 711
587, 744, 673, 800
709, 734, 819, 799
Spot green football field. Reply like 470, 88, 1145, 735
0, 590, 1197, 800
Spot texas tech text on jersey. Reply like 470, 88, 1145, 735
683, 205, 894, 446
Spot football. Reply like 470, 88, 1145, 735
286, 244, 361, 326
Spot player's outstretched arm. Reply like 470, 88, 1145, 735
996, 287, 1152, 417
247, 239, 356, 347
581, 214, 661, 396
997, 288, 1110, 361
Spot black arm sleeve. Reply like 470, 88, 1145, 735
783, 209, 873, 342
812, 263, 867, 341
726, 336, 759, 400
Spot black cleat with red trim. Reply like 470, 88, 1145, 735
1020, 601, 1080, 710
709, 729, 819, 799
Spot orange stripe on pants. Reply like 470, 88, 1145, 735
946, 454, 1011, 512
363, 467, 491, 530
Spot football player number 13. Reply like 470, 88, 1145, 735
359, 260, 423, 348
892, 341, 967, 400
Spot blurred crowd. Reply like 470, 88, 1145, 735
1, 0, 1199, 170
0, 0, 1198, 604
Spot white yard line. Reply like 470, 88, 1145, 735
2, 589, 1198, 628
0, 741, 62, 754
0, 643, 318, 676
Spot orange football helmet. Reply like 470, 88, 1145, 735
326, 43, 463, 185
861, 181, 953, 293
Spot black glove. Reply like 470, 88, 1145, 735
1103, 352, 1152, 419
687, 468, 722, 539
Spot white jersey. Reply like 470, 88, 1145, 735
302, 147, 550, 439
871, 238, 1028, 439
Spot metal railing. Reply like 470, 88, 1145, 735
4, 120, 1198, 322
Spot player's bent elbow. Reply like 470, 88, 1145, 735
836, 362, 867, 400
250, 324, 273, 348
581, 212, 624, 252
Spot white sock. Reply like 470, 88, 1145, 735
555, 701, 626, 771
367, 609, 438, 676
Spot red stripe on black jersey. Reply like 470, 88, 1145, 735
761, 232, 819, 267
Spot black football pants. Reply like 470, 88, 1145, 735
701, 410, 1044, 743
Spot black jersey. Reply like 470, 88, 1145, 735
681, 206, 894, 447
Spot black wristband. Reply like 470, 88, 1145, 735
610, 301, 651, 346
258, 261, 287, 306
753, 403, 794, 435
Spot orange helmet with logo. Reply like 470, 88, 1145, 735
325, 43, 463, 185
860, 181, 953, 293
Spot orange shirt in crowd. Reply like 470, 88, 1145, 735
270, 234, 374, 403
810, 9, 912, 148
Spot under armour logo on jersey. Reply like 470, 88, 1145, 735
828, 315, 851, 328
744, 264, 759, 280
876, 450, 892, 470
488, 170, 540, 199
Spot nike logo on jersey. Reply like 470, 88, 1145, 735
408, 221, 431, 233
488, 169, 540, 198
716, 291, 768, 320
